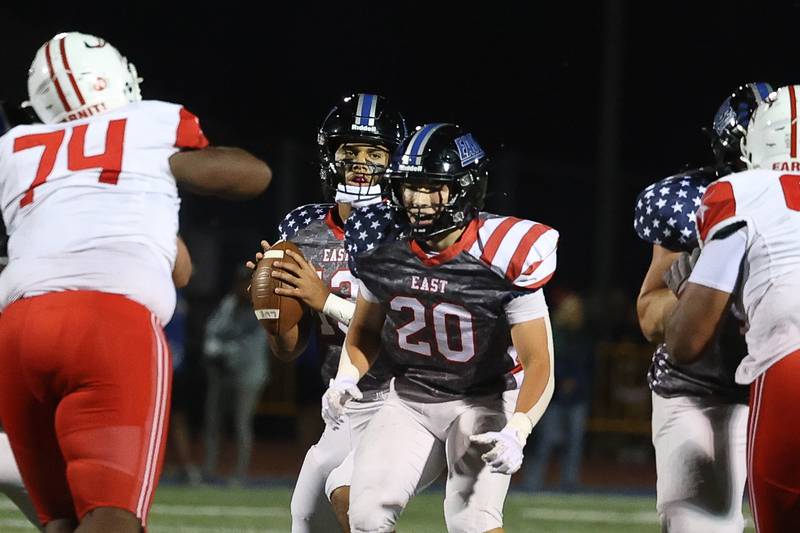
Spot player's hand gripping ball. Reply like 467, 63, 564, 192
250, 240, 307, 335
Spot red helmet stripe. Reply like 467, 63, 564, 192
790, 85, 797, 158
59, 36, 86, 106
44, 40, 71, 113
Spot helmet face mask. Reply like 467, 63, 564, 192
26, 32, 142, 124
388, 123, 488, 240
710, 82, 773, 170
328, 142, 391, 204
742, 85, 800, 172
318, 94, 407, 205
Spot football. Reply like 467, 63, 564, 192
250, 240, 306, 335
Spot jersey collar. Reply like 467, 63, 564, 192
409, 217, 481, 266
325, 207, 345, 241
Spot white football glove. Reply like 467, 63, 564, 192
321, 377, 362, 429
469, 425, 525, 475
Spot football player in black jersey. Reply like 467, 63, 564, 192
248, 94, 416, 532
634, 82, 771, 532
328, 124, 558, 532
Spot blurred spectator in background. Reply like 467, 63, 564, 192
202, 267, 269, 484
524, 292, 594, 492
164, 290, 202, 485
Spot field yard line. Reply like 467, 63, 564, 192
522, 507, 657, 524
150, 504, 288, 517
151, 526, 286, 533
0, 499, 755, 529
0, 516, 286, 533
0, 499, 288, 518
0, 517, 35, 529
523, 508, 754, 528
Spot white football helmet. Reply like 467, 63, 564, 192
26, 32, 142, 124
741, 85, 800, 170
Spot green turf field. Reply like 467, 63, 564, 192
0, 486, 755, 532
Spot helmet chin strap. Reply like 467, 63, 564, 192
335, 183, 383, 208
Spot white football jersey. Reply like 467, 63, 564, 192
0, 100, 208, 323
697, 169, 800, 384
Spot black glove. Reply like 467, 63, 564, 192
663, 247, 700, 296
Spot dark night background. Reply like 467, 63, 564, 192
4, 0, 800, 299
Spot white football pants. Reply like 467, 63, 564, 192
290, 393, 385, 533
652, 393, 748, 533
349, 389, 518, 533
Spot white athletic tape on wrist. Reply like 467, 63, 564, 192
336, 344, 363, 382
323, 294, 356, 325
507, 412, 535, 444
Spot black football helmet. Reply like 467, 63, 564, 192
317, 93, 407, 201
388, 123, 489, 239
710, 82, 773, 170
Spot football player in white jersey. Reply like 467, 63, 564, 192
0, 229, 190, 532
0, 32, 270, 533
667, 84, 800, 533
634, 83, 772, 532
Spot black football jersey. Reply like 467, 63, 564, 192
278, 203, 391, 391
354, 210, 559, 402
634, 169, 748, 403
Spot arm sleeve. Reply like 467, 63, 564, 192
687, 226, 747, 293
503, 290, 549, 324
507, 314, 555, 440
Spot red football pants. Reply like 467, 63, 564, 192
0, 291, 172, 527
747, 349, 800, 533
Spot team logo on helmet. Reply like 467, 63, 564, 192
454, 133, 485, 167
388, 123, 489, 239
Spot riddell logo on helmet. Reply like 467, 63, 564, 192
398, 163, 423, 172
772, 161, 800, 171
65, 102, 107, 121
351, 124, 378, 133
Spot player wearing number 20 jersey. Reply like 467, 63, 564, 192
0, 32, 270, 531
340, 124, 558, 532
354, 208, 557, 401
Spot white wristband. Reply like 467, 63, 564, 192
323, 294, 356, 326
335, 344, 363, 382
507, 412, 535, 444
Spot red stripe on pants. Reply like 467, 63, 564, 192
747, 350, 800, 533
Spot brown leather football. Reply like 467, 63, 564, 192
250, 240, 306, 335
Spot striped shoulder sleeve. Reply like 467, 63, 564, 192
468, 215, 558, 289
